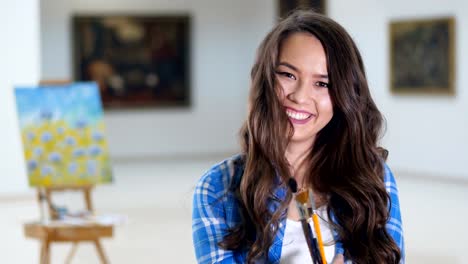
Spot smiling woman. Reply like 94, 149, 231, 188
275, 32, 333, 151
192, 10, 404, 264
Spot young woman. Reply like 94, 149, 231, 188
192, 10, 404, 264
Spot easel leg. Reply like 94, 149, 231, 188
40, 240, 45, 264
65, 242, 79, 264
94, 240, 109, 264
40, 239, 50, 264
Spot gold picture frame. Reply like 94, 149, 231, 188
389, 17, 455, 95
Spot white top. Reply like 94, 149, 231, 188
280, 208, 336, 264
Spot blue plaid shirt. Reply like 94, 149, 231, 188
192, 155, 405, 263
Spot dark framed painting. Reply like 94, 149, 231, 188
278, 0, 326, 18
389, 17, 455, 95
72, 15, 191, 109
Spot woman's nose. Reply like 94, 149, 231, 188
287, 80, 310, 104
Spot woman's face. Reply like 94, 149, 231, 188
275, 32, 334, 146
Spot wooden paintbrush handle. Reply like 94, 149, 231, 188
312, 214, 327, 264
300, 219, 315, 262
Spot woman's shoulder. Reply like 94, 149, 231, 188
195, 154, 245, 195
382, 163, 399, 194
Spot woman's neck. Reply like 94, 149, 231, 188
286, 139, 328, 208
285, 140, 314, 187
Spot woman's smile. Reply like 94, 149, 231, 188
285, 107, 315, 124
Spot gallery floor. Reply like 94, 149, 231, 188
1, 156, 466, 263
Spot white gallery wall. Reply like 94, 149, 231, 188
41, 0, 276, 159
39, 0, 467, 180
0, 0, 40, 195
329, 0, 468, 180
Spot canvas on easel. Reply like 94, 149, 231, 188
15, 82, 112, 187
15, 82, 114, 264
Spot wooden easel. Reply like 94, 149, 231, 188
23, 80, 114, 263
24, 185, 113, 264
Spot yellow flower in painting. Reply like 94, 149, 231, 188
20, 115, 112, 186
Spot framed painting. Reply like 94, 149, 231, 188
14, 82, 113, 187
278, 0, 326, 18
389, 17, 455, 95
72, 15, 191, 109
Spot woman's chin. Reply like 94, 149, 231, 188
289, 134, 316, 146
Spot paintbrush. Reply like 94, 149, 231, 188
308, 188, 327, 264
295, 185, 323, 264
288, 178, 321, 264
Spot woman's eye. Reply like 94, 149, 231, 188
276, 71, 296, 80
316, 81, 329, 88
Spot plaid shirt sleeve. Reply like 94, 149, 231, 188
192, 160, 241, 264
384, 164, 405, 263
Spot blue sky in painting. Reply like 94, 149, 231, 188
14, 82, 104, 128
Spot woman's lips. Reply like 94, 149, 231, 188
285, 107, 314, 124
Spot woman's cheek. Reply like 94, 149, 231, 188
278, 79, 292, 96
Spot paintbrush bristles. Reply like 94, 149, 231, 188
288, 178, 312, 205
296, 190, 309, 204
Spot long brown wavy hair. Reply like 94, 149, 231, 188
219, 10, 401, 263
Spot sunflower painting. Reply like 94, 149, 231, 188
14, 82, 113, 187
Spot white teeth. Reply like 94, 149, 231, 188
286, 110, 312, 120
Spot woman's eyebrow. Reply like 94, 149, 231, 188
277, 62, 328, 80
277, 62, 299, 72
313, 74, 329, 80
